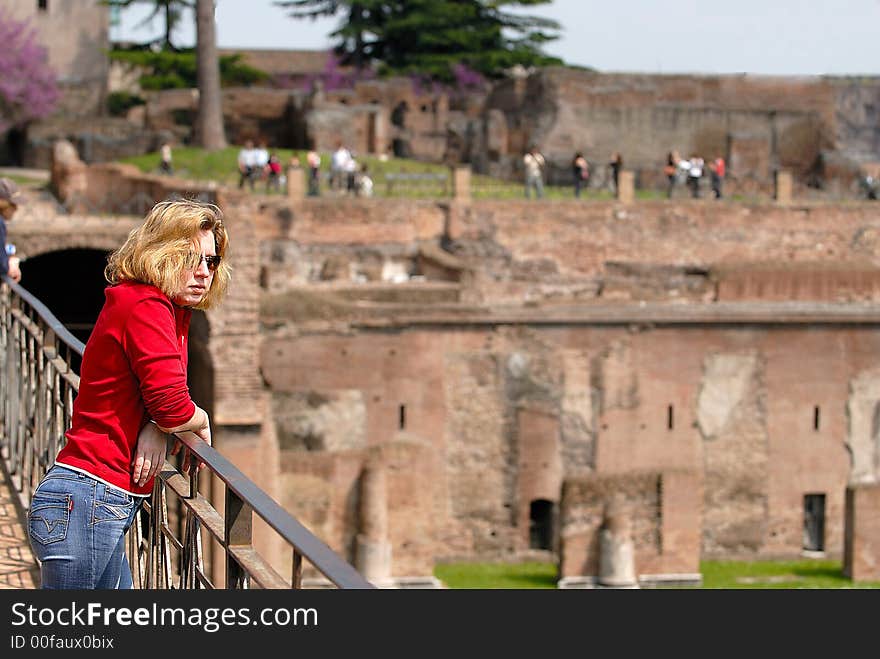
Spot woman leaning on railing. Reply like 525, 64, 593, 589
0, 203, 373, 590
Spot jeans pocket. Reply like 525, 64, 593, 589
28, 492, 71, 545
93, 485, 134, 524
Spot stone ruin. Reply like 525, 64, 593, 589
20, 50, 880, 199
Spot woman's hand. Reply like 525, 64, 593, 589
133, 422, 169, 487
164, 406, 211, 474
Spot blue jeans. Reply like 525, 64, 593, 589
27, 465, 143, 589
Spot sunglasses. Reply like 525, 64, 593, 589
188, 253, 222, 272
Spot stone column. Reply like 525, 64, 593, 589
774, 170, 792, 205
617, 170, 635, 204
598, 496, 639, 588
50, 140, 88, 212
844, 482, 880, 582
452, 166, 471, 203
287, 166, 305, 201
355, 462, 393, 586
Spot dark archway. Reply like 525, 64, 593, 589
1, 128, 26, 166
19, 248, 110, 347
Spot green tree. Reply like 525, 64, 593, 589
274, 0, 562, 79
106, 0, 195, 50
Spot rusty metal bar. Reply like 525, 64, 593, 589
225, 487, 251, 589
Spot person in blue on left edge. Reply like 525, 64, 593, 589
26, 199, 231, 589
0, 178, 23, 283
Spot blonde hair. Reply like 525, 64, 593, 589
105, 199, 230, 310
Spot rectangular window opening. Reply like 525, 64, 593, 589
813, 405, 820, 431
398, 404, 406, 430
667, 404, 674, 430
38, 0, 48, 11
803, 493, 825, 552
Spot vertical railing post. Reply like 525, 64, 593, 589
225, 487, 252, 589
292, 550, 302, 589
35, 326, 55, 491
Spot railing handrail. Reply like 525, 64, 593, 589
0, 274, 374, 589
174, 432, 372, 588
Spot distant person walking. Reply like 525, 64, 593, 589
159, 143, 173, 176
687, 155, 704, 198
524, 145, 545, 199
572, 152, 589, 198
664, 151, 679, 199
306, 149, 321, 196
345, 152, 358, 195
253, 141, 270, 187
265, 152, 283, 193
237, 140, 258, 190
608, 152, 623, 195
330, 142, 352, 192
709, 156, 726, 199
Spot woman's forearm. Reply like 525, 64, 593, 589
156, 405, 209, 437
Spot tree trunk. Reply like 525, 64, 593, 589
194, 0, 227, 150
164, 2, 174, 49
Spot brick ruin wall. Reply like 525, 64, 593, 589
261, 313, 879, 573
19, 157, 880, 580
255, 197, 880, 306
249, 195, 880, 577
5, 0, 109, 118
471, 69, 880, 194
23, 60, 880, 199
558, 470, 701, 580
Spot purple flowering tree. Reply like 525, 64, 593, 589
409, 64, 487, 100
300, 52, 376, 93
0, 11, 60, 133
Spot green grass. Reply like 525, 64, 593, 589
121, 146, 458, 196
699, 559, 880, 589
433, 559, 880, 589
0, 173, 47, 188
434, 561, 558, 589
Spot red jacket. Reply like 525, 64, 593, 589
56, 281, 196, 495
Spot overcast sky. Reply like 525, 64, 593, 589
112, 0, 880, 76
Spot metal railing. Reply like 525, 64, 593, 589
0, 275, 374, 589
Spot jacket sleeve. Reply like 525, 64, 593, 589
122, 296, 196, 428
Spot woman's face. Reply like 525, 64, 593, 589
173, 229, 217, 307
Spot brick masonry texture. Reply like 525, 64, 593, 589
12, 160, 880, 582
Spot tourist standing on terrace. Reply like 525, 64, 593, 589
330, 142, 353, 192
27, 199, 230, 589
608, 152, 623, 195
709, 155, 726, 199
664, 151, 679, 199
237, 140, 258, 190
307, 149, 322, 196
524, 145, 546, 199
687, 154, 704, 198
0, 178, 22, 283
253, 141, 270, 186
159, 143, 173, 176
573, 152, 589, 198
265, 152, 283, 193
